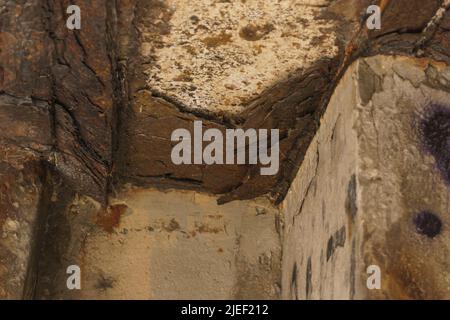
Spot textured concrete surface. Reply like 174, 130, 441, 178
282, 55, 450, 300
144, 0, 337, 114
34, 187, 281, 299
281, 57, 358, 299
116, 0, 344, 203
2, 0, 450, 300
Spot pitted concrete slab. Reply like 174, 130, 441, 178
143, 0, 338, 114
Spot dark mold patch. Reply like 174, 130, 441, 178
326, 237, 334, 261
345, 174, 358, 221
305, 257, 312, 299
413, 211, 442, 238
349, 239, 356, 299
239, 23, 275, 41
163, 218, 181, 232
32, 172, 75, 299
417, 104, 450, 186
290, 262, 298, 300
95, 273, 115, 292
326, 226, 346, 261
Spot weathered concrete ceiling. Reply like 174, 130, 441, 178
143, 0, 338, 114
116, 0, 450, 205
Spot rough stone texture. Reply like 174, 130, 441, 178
48, 0, 120, 203
282, 55, 450, 300
3, 0, 450, 207
0, 0, 120, 203
0, 0, 119, 299
144, 0, 338, 114
1, 0, 450, 300
0, 158, 49, 299
116, 0, 450, 204
0, 11, 122, 297
33, 187, 281, 300
115, 0, 350, 204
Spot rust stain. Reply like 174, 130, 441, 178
163, 218, 180, 232
96, 204, 128, 233
379, 0, 391, 12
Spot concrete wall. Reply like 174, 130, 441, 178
3, 0, 450, 300
34, 187, 282, 300
54, 53, 450, 301
8, 54, 450, 300
282, 55, 450, 299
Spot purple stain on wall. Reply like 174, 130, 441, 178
413, 211, 442, 238
417, 104, 450, 186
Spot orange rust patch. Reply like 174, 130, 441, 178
380, 0, 390, 12
96, 204, 128, 233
